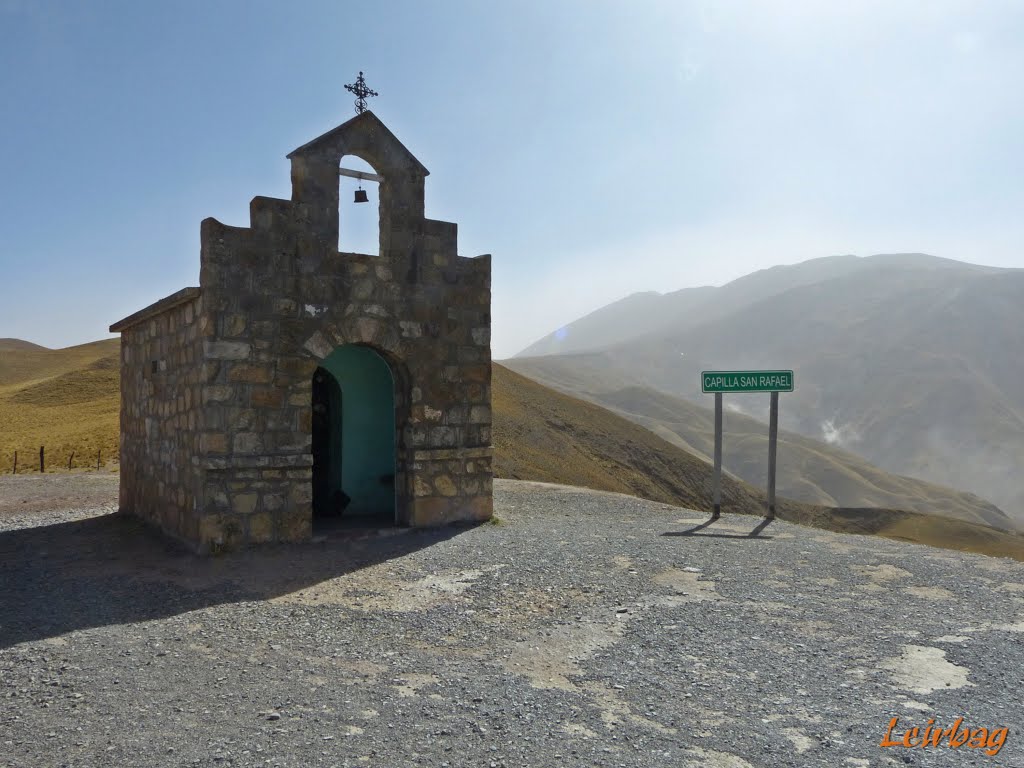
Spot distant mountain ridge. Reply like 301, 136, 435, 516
516, 253, 1014, 358
509, 254, 1024, 523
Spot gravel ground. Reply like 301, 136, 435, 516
0, 471, 119, 516
1, 476, 1022, 767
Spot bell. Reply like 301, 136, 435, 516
354, 188, 369, 203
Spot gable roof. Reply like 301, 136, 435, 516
286, 110, 429, 175
110, 287, 202, 333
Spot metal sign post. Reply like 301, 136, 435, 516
702, 370, 794, 520
767, 390, 779, 517
713, 392, 723, 518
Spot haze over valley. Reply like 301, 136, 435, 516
509, 253, 1024, 526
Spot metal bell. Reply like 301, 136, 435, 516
354, 188, 369, 203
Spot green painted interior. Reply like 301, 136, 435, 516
320, 344, 396, 519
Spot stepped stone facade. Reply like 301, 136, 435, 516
111, 111, 493, 552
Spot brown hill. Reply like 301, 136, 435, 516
0, 338, 49, 352
493, 363, 769, 515
0, 338, 121, 471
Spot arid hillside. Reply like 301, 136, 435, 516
514, 254, 1024, 522
493, 364, 770, 516
0, 338, 121, 472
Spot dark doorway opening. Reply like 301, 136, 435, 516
311, 366, 343, 519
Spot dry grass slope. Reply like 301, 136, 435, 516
0, 339, 120, 471
493, 364, 775, 516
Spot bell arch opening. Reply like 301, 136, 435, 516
338, 155, 382, 256
311, 344, 398, 528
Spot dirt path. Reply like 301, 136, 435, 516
1, 477, 1021, 766
0, 471, 119, 515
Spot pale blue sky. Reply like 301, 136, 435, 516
1, 1, 1021, 358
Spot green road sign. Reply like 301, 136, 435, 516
701, 370, 794, 393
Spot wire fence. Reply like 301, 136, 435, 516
6, 445, 118, 474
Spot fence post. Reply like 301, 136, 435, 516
68, 451, 75, 470
97, 449, 101, 471
39, 445, 44, 473
12, 451, 16, 475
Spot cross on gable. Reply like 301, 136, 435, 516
344, 71, 379, 114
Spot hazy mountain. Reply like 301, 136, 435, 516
517, 287, 714, 357
517, 253, 1003, 358
510, 254, 1024, 523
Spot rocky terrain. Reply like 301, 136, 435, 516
2, 474, 1022, 767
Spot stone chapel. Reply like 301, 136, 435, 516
109, 110, 493, 552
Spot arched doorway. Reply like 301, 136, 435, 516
311, 344, 397, 526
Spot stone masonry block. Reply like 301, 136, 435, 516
433, 475, 457, 496
204, 340, 251, 360
228, 365, 272, 384
233, 432, 262, 453
202, 385, 235, 404
232, 493, 258, 515
303, 331, 333, 359
200, 433, 228, 454
250, 387, 285, 408
249, 513, 275, 543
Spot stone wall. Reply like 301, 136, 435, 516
117, 291, 204, 543
113, 111, 493, 552
194, 196, 492, 547
200, 457, 312, 547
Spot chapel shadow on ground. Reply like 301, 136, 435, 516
0, 511, 470, 649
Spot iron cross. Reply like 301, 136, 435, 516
344, 71, 379, 115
